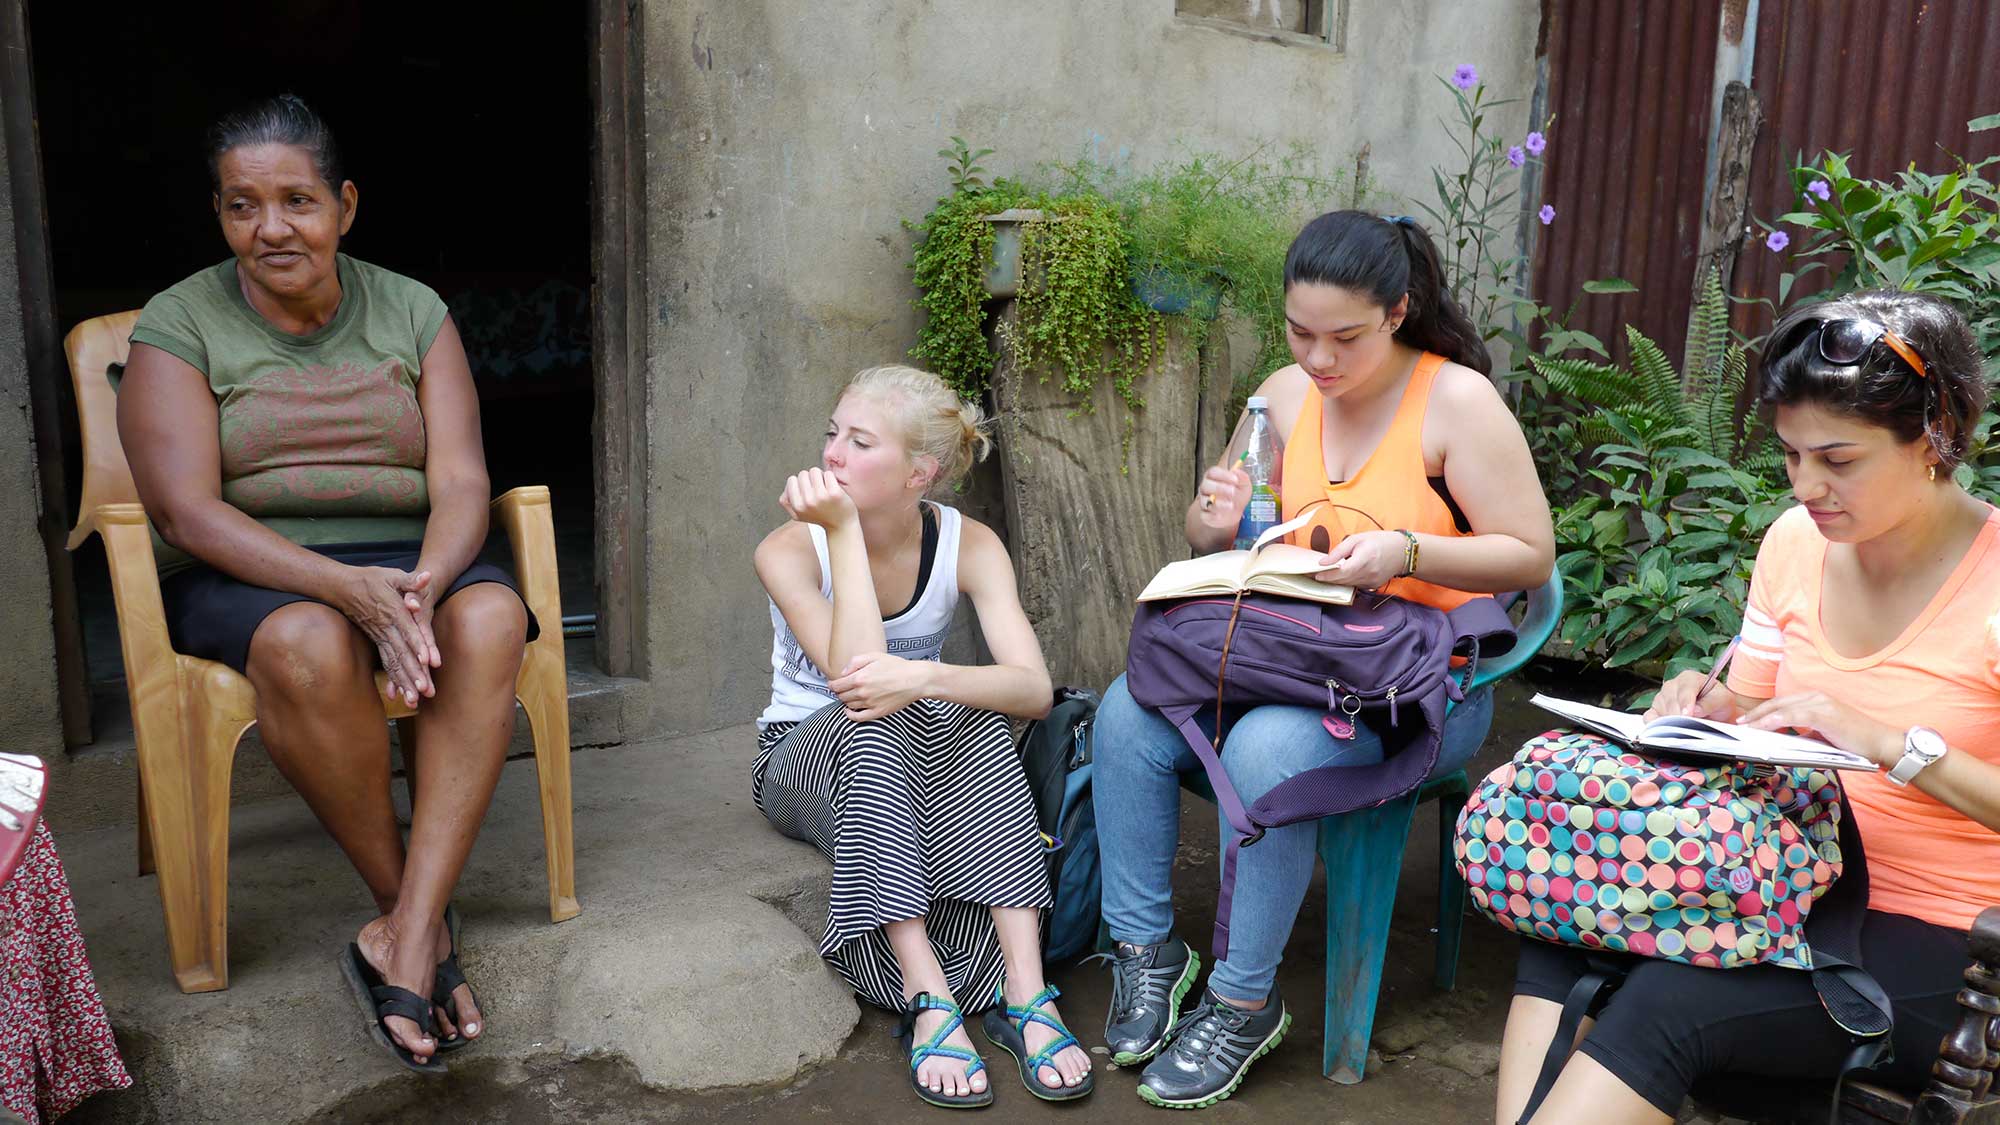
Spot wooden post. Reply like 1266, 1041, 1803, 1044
1685, 79, 1763, 380
1908, 905, 2000, 1122
988, 310, 1228, 693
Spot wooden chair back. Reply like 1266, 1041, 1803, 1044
62, 310, 144, 548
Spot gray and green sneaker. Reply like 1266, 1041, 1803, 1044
1095, 938, 1201, 1067
1135, 985, 1289, 1109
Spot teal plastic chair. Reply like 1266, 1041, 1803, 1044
1171, 573, 1564, 1083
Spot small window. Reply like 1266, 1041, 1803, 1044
1175, 0, 1346, 49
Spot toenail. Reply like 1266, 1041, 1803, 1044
466, 1023, 479, 1035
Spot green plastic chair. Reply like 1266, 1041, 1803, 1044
1309, 573, 1562, 1082
1168, 573, 1564, 1083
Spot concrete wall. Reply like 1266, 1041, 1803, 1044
0, 84, 66, 758
639, 0, 1541, 734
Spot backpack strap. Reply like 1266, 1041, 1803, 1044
1446, 595, 1518, 681
1162, 704, 1261, 962
1804, 785, 1894, 1125
1515, 956, 1627, 1124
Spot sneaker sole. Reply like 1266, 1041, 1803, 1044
1108, 950, 1203, 1068
1133, 1007, 1291, 1110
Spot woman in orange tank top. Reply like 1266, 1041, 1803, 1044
1090, 212, 1554, 1109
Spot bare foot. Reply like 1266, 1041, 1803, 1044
430, 923, 484, 1043
1006, 982, 1092, 1090
910, 996, 988, 1099
356, 914, 442, 1063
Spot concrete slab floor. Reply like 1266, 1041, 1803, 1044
62, 667, 1723, 1124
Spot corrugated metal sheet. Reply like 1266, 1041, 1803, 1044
1531, 1, 1721, 362
1729, 0, 2000, 334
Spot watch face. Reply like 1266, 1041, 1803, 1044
1908, 727, 1947, 761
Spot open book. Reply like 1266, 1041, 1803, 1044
1531, 694, 1877, 772
1137, 512, 1354, 606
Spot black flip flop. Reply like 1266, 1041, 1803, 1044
339, 943, 447, 1075
431, 904, 480, 1053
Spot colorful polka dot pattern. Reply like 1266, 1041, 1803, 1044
1454, 730, 1845, 970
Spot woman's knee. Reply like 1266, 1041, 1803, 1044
1093, 674, 1186, 773
246, 602, 372, 702
1222, 705, 1380, 799
434, 584, 529, 669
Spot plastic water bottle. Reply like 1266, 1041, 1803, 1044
1232, 396, 1282, 551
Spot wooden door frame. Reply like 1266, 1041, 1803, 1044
1, 0, 91, 747
589, 0, 650, 679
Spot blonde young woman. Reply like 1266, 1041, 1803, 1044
752, 365, 1094, 1109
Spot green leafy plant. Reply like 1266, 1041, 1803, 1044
1757, 130, 2000, 502
1417, 67, 1553, 347
997, 192, 1164, 414
907, 175, 1024, 398
939, 136, 995, 194
1060, 147, 1344, 382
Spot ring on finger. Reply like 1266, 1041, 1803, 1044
1200, 492, 1215, 510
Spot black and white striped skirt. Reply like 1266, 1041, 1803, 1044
753, 699, 1053, 1013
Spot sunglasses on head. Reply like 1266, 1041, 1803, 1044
1792, 317, 1928, 380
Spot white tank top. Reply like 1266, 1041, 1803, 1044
757, 502, 963, 729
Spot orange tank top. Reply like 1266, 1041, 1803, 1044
1278, 351, 1484, 612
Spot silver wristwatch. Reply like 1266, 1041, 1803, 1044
1886, 726, 1948, 787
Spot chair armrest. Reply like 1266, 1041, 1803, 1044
1466, 570, 1565, 695
86, 504, 186, 715
490, 486, 564, 645
1912, 905, 2000, 1121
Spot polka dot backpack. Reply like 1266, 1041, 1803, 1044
1454, 729, 1846, 969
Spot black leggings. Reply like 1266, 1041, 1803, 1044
1512, 911, 1969, 1116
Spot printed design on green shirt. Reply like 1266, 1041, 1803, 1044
218, 358, 429, 518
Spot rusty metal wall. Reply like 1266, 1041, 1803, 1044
1729, 0, 2000, 334
1531, 0, 1721, 362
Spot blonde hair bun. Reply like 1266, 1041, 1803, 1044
839, 365, 991, 495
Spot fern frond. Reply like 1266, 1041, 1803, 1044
1532, 355, 1636, 409
1683, 268, 1731, 385
1624, 326, 1689, 424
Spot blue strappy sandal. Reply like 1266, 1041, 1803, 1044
980, 982, 1094, 1101
895, 992, 993, 1109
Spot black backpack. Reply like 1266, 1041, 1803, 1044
1017, 687, 1100, 962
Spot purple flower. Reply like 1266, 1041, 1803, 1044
1507, 145, 1526, 168
1807, 179, 1833, 201
1452, 64, 1479, 90
1538, 204, 1556, 226
1765, 230, 1790, 252
1524, 131, 1547, 156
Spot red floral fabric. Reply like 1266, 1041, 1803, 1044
2, 823, 131, 1123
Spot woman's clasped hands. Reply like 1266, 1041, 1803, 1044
341, 565, 443, 710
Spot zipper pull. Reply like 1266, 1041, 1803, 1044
1387, 687, 1399, 728
1325, 678, 1341, 712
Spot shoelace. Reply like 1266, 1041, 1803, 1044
1162, 1000, 1247, 1063
1082, 951, 1147, 1023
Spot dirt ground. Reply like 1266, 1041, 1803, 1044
308, 669, 1609, 1125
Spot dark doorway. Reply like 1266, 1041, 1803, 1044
27, 1, 598, 706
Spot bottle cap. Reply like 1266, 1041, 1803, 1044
1246, 396, 1268, 410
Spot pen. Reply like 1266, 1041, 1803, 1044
1692, 635, 1741, 708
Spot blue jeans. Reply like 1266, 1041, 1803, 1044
1092, 672, 1495, 1000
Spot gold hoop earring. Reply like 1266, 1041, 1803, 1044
1929, 463, 1938, 482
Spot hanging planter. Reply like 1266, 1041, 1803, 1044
980, 208, 1044, 298
1131, 264, 1226, 319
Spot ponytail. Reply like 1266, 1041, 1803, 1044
1283, 211, 1492, 375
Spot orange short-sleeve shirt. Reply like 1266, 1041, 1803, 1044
1726, 503, 2000, 931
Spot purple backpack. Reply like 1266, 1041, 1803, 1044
1125, 592, 1516, 959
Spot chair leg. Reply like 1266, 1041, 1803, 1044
137, 684, 247, 993
1319, 792, 1421, 1084
1432, 770, 1472, 992
517, 674, 580, 923
394, 717, 419, 814
136, 772, 155, 877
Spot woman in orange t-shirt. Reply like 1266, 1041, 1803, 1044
1498, 290, 2000, 1124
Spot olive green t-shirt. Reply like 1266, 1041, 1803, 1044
130, 254, 449, 573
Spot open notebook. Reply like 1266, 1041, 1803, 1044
1531, 694, 1878, 772
1137, 511, 1354, 606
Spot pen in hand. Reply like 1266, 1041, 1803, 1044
1689, 635, 1741, 715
